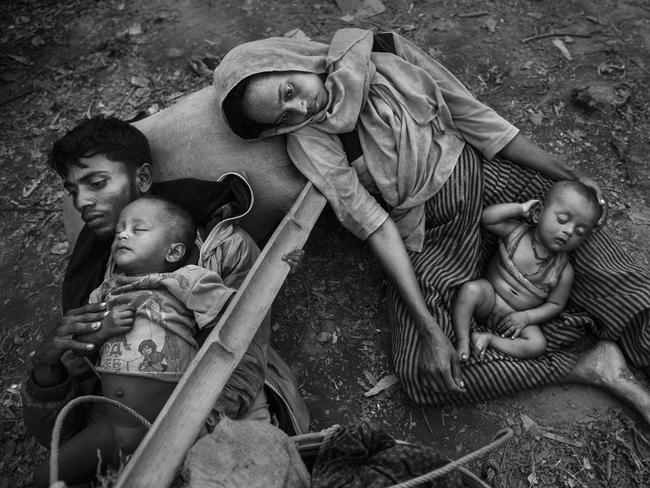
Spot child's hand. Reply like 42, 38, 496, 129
101, 303, 136, 335
282, 248, 305, 274
497, 312, 529, 339
521, 199, 542, 223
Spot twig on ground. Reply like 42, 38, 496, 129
421, 407, 434, 435
522, 32, 593, 43
0, 86, 34, 106
111, 87, 136, 117
543, 432, 584, 448
459, 11, 490, 18
631, 425, 650, 449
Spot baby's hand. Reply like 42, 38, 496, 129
99, 303, 136, 340
282, 248, 305, 274
497, 312, 529, 339
521, 199, 542, 223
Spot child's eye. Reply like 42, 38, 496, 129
557, 216, 567, 224
285, 84, 293, 98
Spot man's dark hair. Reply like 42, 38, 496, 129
48, 116, 152, 177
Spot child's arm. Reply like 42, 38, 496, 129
482, 200, 540, 237
497, 263, 574, 338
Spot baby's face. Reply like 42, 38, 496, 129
243, 71, 328, 128
111, 200, 175, 275
537, 190, 599, 252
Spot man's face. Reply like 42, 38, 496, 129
63, 154, 139, 239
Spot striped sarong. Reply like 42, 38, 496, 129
387, 145, 650, 405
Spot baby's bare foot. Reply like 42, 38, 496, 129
471, 331, 492, 362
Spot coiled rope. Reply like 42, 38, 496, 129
387, 427, 514, 488
49, 395, 151, 487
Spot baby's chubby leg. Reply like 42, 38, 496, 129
452, 279, 496, 362
33, 418, 115, 488
473, 325, 547, 360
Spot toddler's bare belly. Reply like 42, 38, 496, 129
101, 373, 176, 426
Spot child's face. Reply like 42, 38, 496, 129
111, 200, 176, 275
243, 71, 328, 128
536, 190, 599, 252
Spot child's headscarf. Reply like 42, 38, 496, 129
214, 29, 375, 139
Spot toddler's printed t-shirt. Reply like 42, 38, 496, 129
89, 265, 234, 382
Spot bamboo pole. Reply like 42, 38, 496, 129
115, 182, 326, 487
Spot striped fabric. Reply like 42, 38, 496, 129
387, 145, 650, 406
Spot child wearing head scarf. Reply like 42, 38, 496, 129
213, 29, 650, 421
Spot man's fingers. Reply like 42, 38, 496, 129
511, 328, 522, 339
67, 302, 107, 315
60, 320, 102, 336
53, 336, 95, 352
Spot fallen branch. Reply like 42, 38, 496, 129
522, 32, 593, 43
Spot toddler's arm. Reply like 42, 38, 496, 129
482, 200, 540, 237
498, 263, 574, 337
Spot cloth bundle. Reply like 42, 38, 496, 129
183, 416, 310, 488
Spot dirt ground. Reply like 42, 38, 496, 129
1, 0, 650, 487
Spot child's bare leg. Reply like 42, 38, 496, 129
452, 279, 495, 362
33, 418, 115, 488
472, 325, 546, 360
111, 421, 149, 455
566, 340, 650, 425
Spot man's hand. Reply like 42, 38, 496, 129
418, 328, 466, 394
32, 302, 108, 366
498, 312, 529, 338
75, 299, 135, 355
31, 302, 110, 387
577, 175, 607, 227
